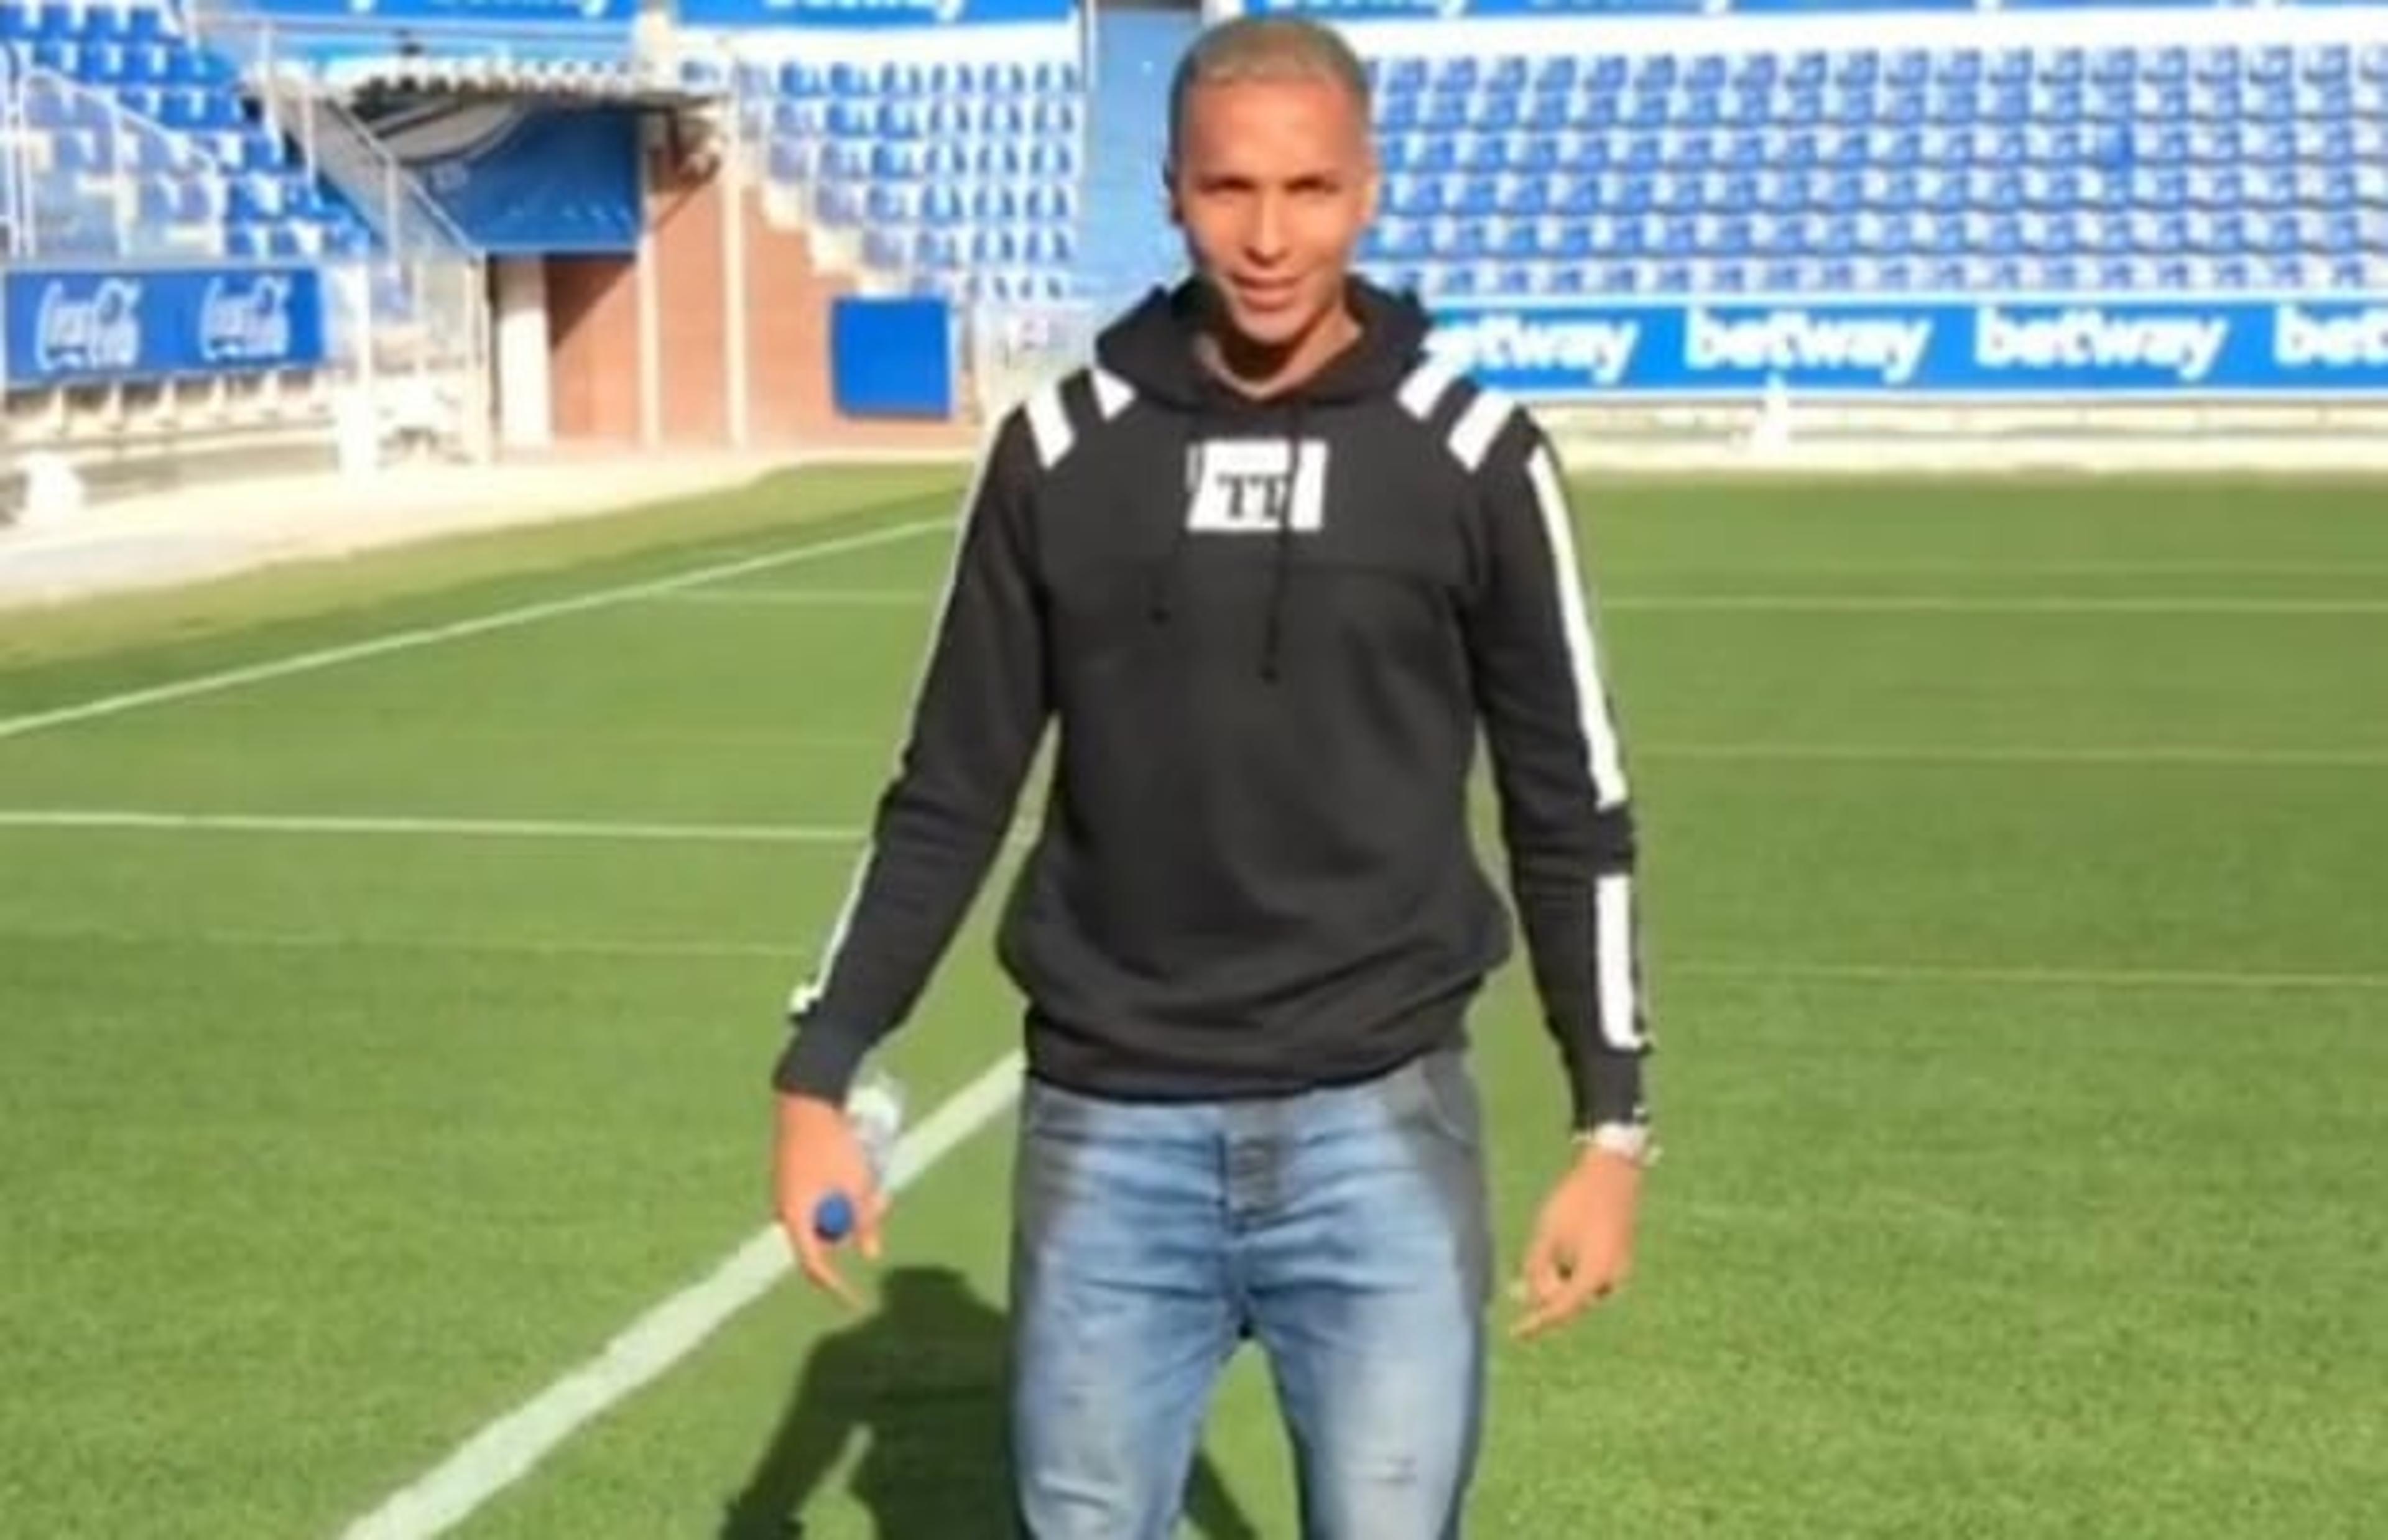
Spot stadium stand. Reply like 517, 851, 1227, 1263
0, 0, 377, 262
1352, 29, 2388, 303
668, 0, 2388, 436
1210, 1, 2388, 461
693, 31, 1088, 307
1076, 3, 1197, 308
666, 0, 2388, 318
650, 0, 1092, 429
1, 6, 371, 513
14, 0, 2388, 512
0, 0, 603, 508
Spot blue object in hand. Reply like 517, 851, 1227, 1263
807, 1072, 905, 1248
813, 1191, 857, 1242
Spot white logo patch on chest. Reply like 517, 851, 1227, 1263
1185, 438, 1329, 535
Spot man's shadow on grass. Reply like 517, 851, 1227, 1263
720, 1264, 1259, 1539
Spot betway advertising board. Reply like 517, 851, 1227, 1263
1425, 297, 2388, 399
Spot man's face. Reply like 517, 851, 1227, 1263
1167, 72, 1379, 353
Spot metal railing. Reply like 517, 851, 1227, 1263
0, 62, 21, 257
0, 41, 492, 464
218, 25, 493, 459
1, 66, 229, 262
969, 298, 1098, 422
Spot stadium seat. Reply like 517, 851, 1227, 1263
1354, 29, 2387, 301
0, 0, 354, 260
743, 34, 1088, 302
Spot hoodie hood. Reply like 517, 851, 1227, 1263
1091, 275, 1440, 682
1091, 274, 1437, 410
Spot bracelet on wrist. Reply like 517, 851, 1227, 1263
1572, 1120, 1659, 1169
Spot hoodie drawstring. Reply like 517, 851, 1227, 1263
1117, 275, 1428, 689
1146, 412, 1207, 625
1258, 399, 1305, 685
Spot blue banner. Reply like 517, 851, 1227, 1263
830, 296, 954, 417
1241, 0, 2310, 16
5, 267, 327, 388
1238, 0, 1710, 17
1425, 297, 2388, 399
206, 0, 639, 25
673, 0, 1071, 27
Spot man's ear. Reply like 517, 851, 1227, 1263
1164, 164, 1184, 229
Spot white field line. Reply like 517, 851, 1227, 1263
0, 808, 1047, 852
28, 924, 2388, 995
3, 727, 2377, 852
0, 808, 872, 844
1642, 742, 2388, 770
1598, 594, 2388, 615
646, 586, 2388, 617
1678, 960, 2388, 993
10, 923, 798, 961
645, 587, 929, 606
336, 1049, 1027, 1540
0, 517, 947, 744
1607, 560, 2388, 578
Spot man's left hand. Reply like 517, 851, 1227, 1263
1512, 1146, 1645, 1340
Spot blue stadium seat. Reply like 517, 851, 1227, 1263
746, 37, 1088, 298
1358, 29, 2382, 302
0, 1, 371, 260
767, 138, 817, 185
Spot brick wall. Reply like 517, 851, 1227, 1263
544, 255, 639, 443
647, 150, 733, 446
538, 139, 979, 455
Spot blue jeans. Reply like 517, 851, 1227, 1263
1006, 1046, 1495, 1539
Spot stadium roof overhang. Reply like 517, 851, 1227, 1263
319, 58, 726, 113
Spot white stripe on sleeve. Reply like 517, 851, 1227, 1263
1524, 445, 1630, 810
1594, 871, 1646, 1052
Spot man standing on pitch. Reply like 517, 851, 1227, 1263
768, 14, 1655, 1537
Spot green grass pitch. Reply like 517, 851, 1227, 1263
1, 465, 2382, 1538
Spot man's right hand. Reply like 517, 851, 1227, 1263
772, 1092, 884, 1309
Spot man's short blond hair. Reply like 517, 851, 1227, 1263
1165, 14, 1374, 171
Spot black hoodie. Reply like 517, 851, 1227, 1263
773, 277, 1650, 1131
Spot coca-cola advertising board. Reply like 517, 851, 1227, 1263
4, 267, 328, 389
